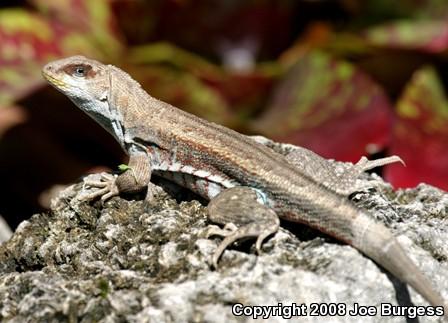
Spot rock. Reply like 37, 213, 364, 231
0, 176, 447, 323
0, 215, 12, 243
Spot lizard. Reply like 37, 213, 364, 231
42, 55, 447, 315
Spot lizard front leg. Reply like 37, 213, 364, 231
206, 186, 280, 268
82, 152, 156, 201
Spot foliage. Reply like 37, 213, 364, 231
1, 0, 448, 190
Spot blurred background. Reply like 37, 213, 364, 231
1, 0, 448, 230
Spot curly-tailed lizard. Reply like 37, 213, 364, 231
42, 56, 447, 316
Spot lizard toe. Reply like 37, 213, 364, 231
205, 223, 238, 239
210, 222, 279, 268
255, 221, 280, 254
79, 173, 119, 201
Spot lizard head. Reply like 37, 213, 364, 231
42, 55, 109, 104
42, 55, 126, 142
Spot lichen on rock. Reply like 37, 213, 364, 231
0, 176, 447, 322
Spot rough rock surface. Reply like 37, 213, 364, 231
0, 175, 447, 323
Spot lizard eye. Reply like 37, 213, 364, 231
63, 64, 93, 78
74, 66, 86, 77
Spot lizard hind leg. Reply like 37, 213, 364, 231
250, 135, 404, 196
206, 186, 280, 268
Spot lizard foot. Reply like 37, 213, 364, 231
207, 186, 280, 268
80, 173, 119, 201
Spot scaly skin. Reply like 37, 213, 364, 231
42, 56, 447, 316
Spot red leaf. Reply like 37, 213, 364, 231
385, 65, 448, 190
0, 1, 123, 106
251, 51, 393, 162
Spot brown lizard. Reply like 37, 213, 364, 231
42, 56, 447, 316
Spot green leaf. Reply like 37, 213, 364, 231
118, 164, 131, 172
30, 0, 124, 59
129, 43, 220, 78
366, 20, 448, 53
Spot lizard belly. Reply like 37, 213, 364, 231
152, 167, 239, 200
149, 146, 240, 199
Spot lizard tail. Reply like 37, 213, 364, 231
352, 215, 447, 316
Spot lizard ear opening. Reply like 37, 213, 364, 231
99, 91, 108, 102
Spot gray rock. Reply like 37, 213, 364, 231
0, 215, 12, 244
0, 176, 447, 323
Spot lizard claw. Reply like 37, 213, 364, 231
79, 173, 119, 201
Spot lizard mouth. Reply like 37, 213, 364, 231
42, 71, 68, 90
